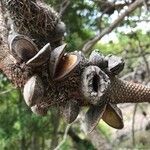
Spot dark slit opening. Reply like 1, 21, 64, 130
92, 74, 99, 93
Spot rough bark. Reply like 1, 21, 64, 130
0, 2, 15, 70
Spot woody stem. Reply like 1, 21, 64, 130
107, 77, 150, 104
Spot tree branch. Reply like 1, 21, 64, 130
54, 124, 71, 150
59, 0, 71, 17
82, 0, 144, 54
132, 103, 138, 146
0, 2, 15, 70
0, 88, 15, 95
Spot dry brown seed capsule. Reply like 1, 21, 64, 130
82, 66, 110, 105
23, 75, 44, 107
84, 104, 106, 133
49, 43, 67, 78
60, 99, 80, 123
26, 43, 51, 67
31, 105, 48, 116
106, 55, 124, 75
102, 103, 124, 129
89, 50, 108, 69
54, 52, 82, 81
8, 33, 38, 62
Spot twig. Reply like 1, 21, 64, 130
132, 103, 138, 147
138, 41, 150, 76
59, 0, 70, 17
54, 124, 72, 150
82, 0, 144, 54
0, 88, 15, 95
143, 0, 149, 11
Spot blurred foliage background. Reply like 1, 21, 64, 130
0, 0, 150, 149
